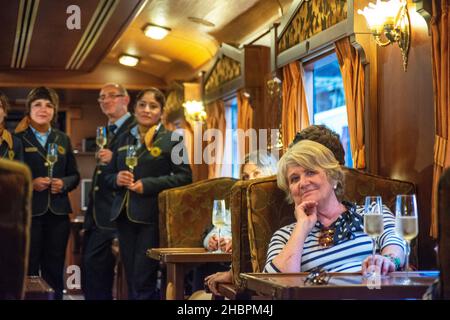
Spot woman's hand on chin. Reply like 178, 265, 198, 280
295, 200, 318, 232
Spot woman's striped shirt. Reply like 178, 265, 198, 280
264, 204, 405, 273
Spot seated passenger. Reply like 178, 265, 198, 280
202, 150, 277, 296
202, 150, 278, 253
264, 140, 405, 275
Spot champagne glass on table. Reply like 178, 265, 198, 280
364, 196, 384, 277
96, 126, 107, 165
212, 199, 227, 253
395, 194, 418, 274
47, 143, 58, 179
126, 144, 138, 173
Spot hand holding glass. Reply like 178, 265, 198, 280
364, 196, 384, 276
395, 194, 418, 272
47, 143, 58, 179
212, 200, 226, 253
126, 144, 138, 173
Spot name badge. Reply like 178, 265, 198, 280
25, 147, 38, 153
118, 145, 128, 152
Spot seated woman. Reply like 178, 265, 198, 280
203, 150, 278, 253
265, 140, 405, 275
203, 150, 277, 296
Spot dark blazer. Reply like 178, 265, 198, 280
105, 124, 192, 224
84, 115, 136, 230
0, 132, 24, 161
17, 127, 80, 216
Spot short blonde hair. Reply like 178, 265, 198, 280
277, 140, 344, 203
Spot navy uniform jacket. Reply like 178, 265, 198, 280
0, 132, 24, 161
84, 115, 136, 230
17, 128, 80, 216
105, 125, 192, 224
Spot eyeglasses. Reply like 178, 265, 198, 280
318, 227, 335, 248
97, 94, 125, 103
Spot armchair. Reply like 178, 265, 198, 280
0, 159, 32, 299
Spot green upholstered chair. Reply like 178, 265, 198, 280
158, 177, 238, 248
0, 159, 32, 299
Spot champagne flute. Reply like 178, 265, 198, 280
364, 196, 384, 277
96, 126, 107, 150
96, 126, 107, 165
126, 144, 138, 173
395, 194, 418, 273
47, 143, 58, 179
212, 199, 226, 253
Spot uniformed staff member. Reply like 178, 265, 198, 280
0, 91, 23, 161
15, 87, 80, 300
82, 83, 135, 300
105, 87, 192, 299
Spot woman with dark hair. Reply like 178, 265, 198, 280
105, 87, 192, 299
0, 91, 23, 161
15, 87, 80, 299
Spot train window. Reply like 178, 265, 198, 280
304, 52, 353, 167
221, 97, 240, 178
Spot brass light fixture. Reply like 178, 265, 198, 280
358, 0, 411, 71
183, 100, 207, 123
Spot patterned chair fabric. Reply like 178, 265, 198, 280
438, 168, 450, 299
158, 177, 237, 248
0, 159, 32, 299
231, 167, 416, 285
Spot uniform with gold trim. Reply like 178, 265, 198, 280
15, 86, 80, 300
17, 128, 80, 215
105, 124, 192, 299
82, 114, 136, 300
0, 131, 23, 161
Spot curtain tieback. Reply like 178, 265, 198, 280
434, 135, 448, 167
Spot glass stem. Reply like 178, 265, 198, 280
405, 240, 410, 272
372, 237, 376, 261
218, 228, 221, 252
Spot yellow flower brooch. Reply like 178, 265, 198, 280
149, 146, 162, 157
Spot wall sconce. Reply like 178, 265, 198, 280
358, 0, 411, 71
267, 77, 282, 98
183, 100, 207, 123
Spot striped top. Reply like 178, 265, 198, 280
264, 203, 405, 273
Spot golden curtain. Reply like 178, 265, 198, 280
335, 37, 366, 169
205, 99, 226, 178
237, 90, 254, 157
281, 62, 310, 149
430, 0, 450, 238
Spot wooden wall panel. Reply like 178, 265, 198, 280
377, 18, 435, 269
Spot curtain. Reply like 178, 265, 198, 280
335, 37, 366, 169
205, 99, 226, 178
237, 89, 254, 158
281, 61, 310, 149
430, 0, 450, 238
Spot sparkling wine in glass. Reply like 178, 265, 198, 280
126, 144, 138, 173
212, 199, 226, 253
395, 194, 418, 272
364, 196, 384, 277
47, 143, 58, 179
96, 126, 107, 150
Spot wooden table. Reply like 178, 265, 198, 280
239, 271, 439, 300
147, 247, 231, 300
